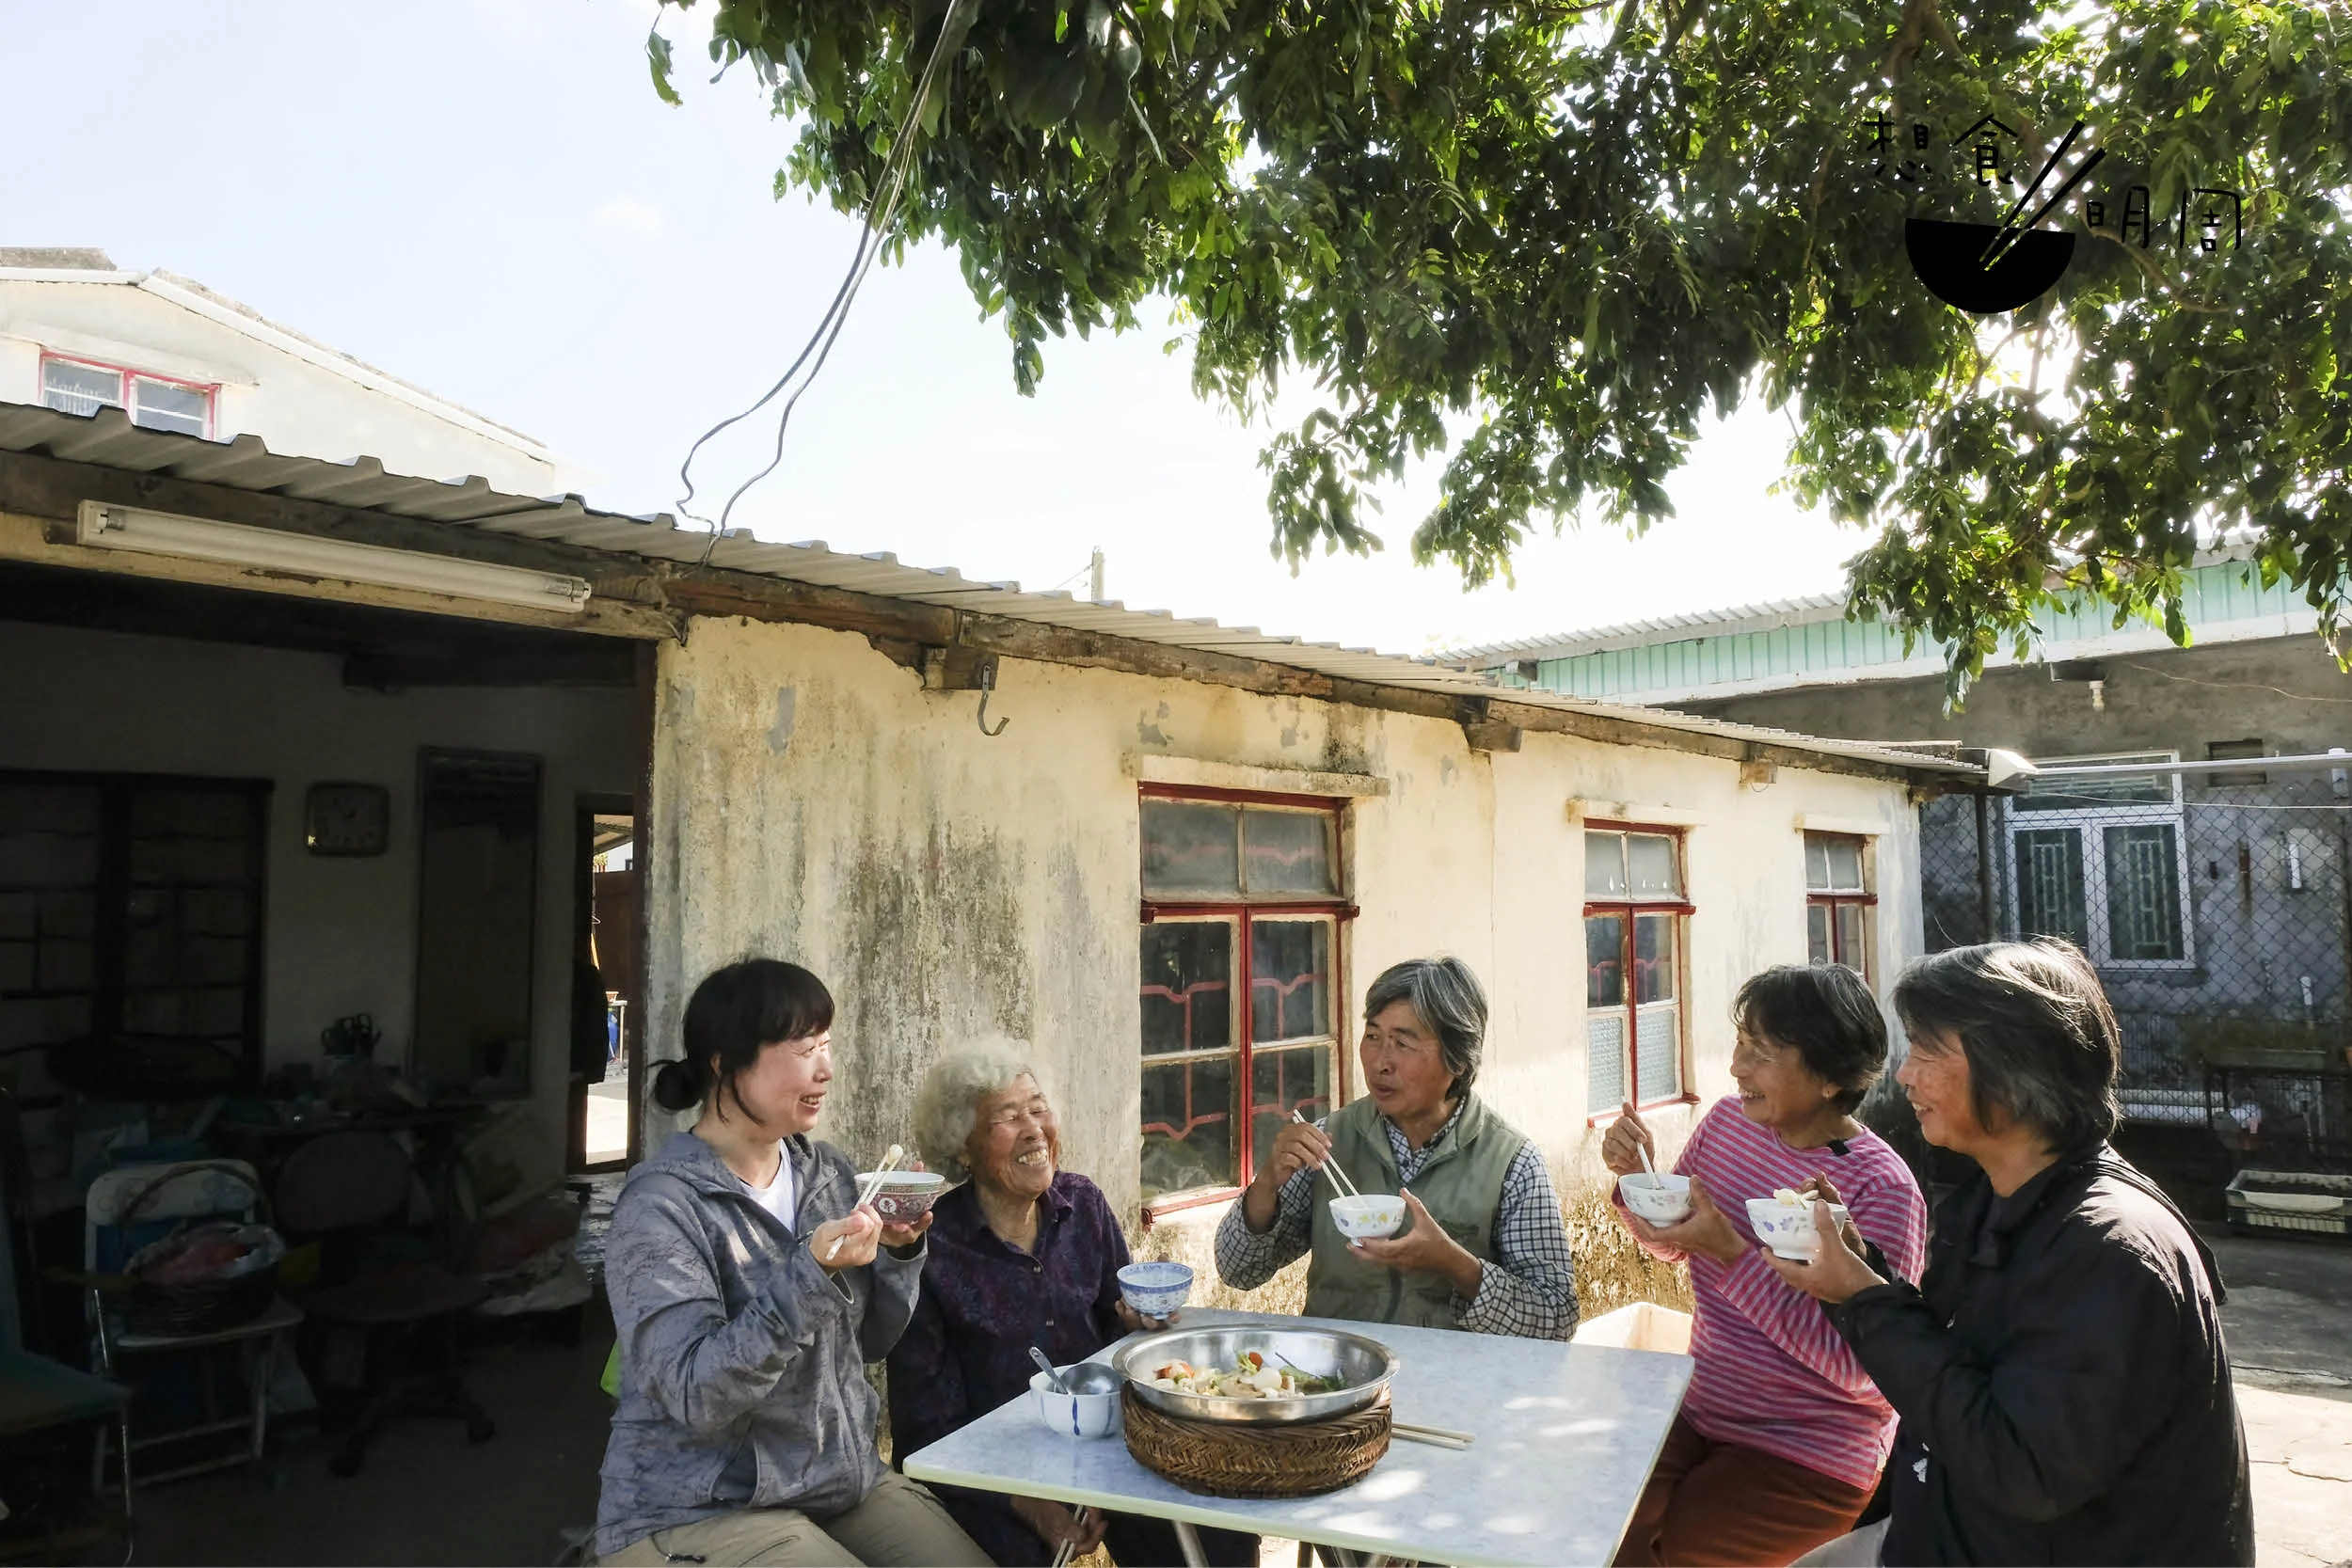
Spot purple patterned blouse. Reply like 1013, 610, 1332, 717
886, 1171, 1131, 1566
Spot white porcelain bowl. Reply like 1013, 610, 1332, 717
1029, 1367, 1120, 1439
1328, 1194, 1407, 1240
861, 1170, 946, 1223
1117, 1260, 1193, 1320
1617, 1171, 1693, 1226
1745, 1196, 1852, 1260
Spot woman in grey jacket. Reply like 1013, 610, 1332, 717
596, 960, 988, 1567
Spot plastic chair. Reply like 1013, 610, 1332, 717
84, 1158, 303, 1490
275, 1129, 492, 1476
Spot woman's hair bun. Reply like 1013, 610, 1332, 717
650, 1057, 705, 1113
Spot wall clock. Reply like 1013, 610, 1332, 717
305, 782, 390, 857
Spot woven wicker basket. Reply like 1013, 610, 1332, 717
1120, 1385, 1391, 1498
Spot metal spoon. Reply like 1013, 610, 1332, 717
1028, 1345, 1070, 1394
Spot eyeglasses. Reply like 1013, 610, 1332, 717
986, 1101, 1053, 1130
1360, 1032, 1438, 1061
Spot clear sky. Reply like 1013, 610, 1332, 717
8, 0, 1869, 656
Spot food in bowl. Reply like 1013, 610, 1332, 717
1328, 1193, 1407, 1240
1745, 1190, 1852, 1259
1028, 1366, 1120, 1439
1617, 1171, 1693, 1225
862, 1170, 946, 1222
1141, 1350, 1342, 1400
1117, 1260, 1193, 1320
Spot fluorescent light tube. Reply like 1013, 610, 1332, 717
75, 500, 593, 612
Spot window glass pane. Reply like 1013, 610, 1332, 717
1584, 832, 1627, 897
1633, 913, 1677, 1004
2014, 754, 2175, 811
2016, 828, 2090, 948
40, 359, 121, 417
1243, 809, 1335, 895
1836, 903, 1868, 974
1636, 1005, 1682, 1101
1139, 921, 1232, 1054
1628, 834, 1680, 898
2104, 824, 2185, 960
1825, 837, 1865, 892
132, 377, 209, 436
1140, 800, 1240, 896
1804, 833, 1831, 890
1586, 1013, 1626, 1112
1249, 918, 1331, 1043
1248, 1044, 1334, 1178
1584, 914, 1626, 1006
1140, 1053, 1235, 1198
1807, 902, 1832, 965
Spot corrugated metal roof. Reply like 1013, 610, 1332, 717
1448, 593, 1851, 666
0, 401, 1979, 781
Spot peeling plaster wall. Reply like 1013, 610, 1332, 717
646, 616, 1926, 1226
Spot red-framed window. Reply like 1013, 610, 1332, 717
1137, 784, 1352, 1211
39, 352, 216, 438
1584, 822, 1692, 1117
1804, 832, 1876, 981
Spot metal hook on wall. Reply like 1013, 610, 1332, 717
976, 661, 1009, 737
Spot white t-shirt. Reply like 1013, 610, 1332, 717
732, 1145, 796, 1232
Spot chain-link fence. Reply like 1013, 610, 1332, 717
1915, 764, 2352, 1173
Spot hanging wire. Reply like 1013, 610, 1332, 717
675, 3, 968, 564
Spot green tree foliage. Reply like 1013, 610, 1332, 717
651, 0, 2352, 684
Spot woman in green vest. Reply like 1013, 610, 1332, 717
1214, 957, 1579, 1336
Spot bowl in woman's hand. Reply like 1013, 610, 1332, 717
862, 1170, 946, 1222
1746, 1196, 1851, 1260
1117, 1260, 1193, 1320
1617, 1171, 1693, 1226
1029, 1366, 1120, 1439
1328, 1194, 1406, 1240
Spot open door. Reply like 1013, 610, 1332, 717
569, 795, 639, 1171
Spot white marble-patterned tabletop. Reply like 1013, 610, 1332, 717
899, 1307, 1692, 1567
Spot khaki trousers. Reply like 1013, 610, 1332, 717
601, 1472, 991, 1567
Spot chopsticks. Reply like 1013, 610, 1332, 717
824, 1142, 905, 1261
1391, 1421, 1474, 1450
1047, 1508, 1092, 1568
1291, 1108, 1361, 1201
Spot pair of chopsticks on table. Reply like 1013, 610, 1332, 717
1392, 1420, 1475, 1450
823, 1143, 905, 1261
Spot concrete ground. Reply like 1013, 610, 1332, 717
2210, 1227, 2352, 1568
96, 1225, 2352, 1566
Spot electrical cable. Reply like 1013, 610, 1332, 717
674, 3, 967, 563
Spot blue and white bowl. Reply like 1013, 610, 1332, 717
1745, 1196, 1851, 1260
1028, 1367, 1120, 1439
1117, 1260, 1193, 1321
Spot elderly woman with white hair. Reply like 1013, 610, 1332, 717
885, 1038, 1258, 1568
1217, 956, 1580, 1338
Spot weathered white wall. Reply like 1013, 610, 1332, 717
0, 276, 584, 495
0, 618, 636, 1159
645, 615, 1927, 1225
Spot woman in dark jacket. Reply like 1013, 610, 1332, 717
1772, 940, 2253, 1567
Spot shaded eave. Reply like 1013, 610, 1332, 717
0, 403, 1982, 790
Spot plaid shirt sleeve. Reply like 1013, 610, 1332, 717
1213, 1164, 1317, 1290
1453, 1143, 1581, 1340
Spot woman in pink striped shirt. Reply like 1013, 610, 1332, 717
1606, 964, 1928, 1567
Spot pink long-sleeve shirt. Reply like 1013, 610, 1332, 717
1616, 1097, 1928, 1491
